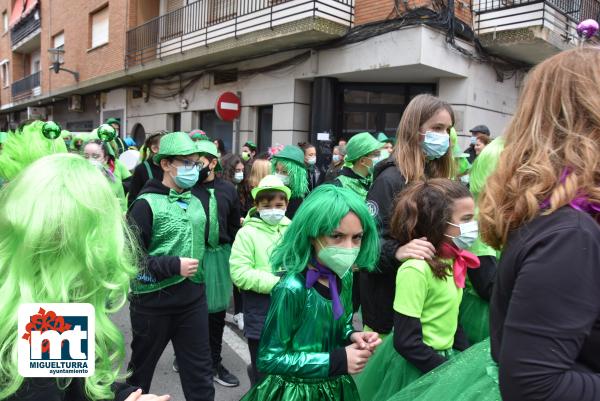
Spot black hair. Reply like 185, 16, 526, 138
214, 138, 227, 154
255, 189, 289, 206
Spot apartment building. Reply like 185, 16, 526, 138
0, 0, 598, 151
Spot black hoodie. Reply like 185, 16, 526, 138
361, 157, 407, 334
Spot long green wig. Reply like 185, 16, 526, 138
0, 121, 68, 181
0, 154, 138, 400
470, 137, 505, 200
270, 157, 309, 199
270, 185, 380, 273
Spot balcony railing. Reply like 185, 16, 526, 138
126, 0, 354, 68
11, 71, 40, 99
474, 0, 600, 38
11, 5, 41, 48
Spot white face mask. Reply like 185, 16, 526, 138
233, 171, 244, 183
307, 157, 317, 166
445, 220, 479, 249
259, 208, 286, 225
275, 173, 290, 185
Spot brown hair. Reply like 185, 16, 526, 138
475, 134, 491, 146
390, 178, 471, 279
394, 94, 456, 183
479, 47, 600, 248
248, 159, 271, 189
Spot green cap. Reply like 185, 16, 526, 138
195, 139, 222, 171
273, 145, 305, 166
244, 141, 257, 150
251, 174, 291, 200
345, 132, 383, 163
154, 132, 199, 163
105, 117, 120, 126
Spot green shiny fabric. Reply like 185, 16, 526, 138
241, 271, 356, 401
204, 244, 233, 313
336, 174, 370, 200
207, 188, 219, 248
131, 192, 206, 294
459, 285, 490, 344
356, 333, 457, 401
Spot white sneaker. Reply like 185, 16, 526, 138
233, 313, 244, 331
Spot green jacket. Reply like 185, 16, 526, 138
229, 209, 290, 294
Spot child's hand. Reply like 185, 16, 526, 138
351, 331, 382, 353
179, 257, 199, 277
395, 237, 435, 261
345, 343, 372, 374
125, 389, 171, 401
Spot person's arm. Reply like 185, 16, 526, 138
227, 188, 242, 241
127, 199, 180, 280
393, 312, 447, 373
498, 226, 600, 401
127, 165, 149, 208
466, 256, 496, 302
229, 229, 280, 293
452, 325, 470, 351
257, 277, 339, 378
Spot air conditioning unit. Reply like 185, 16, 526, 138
27, 106, 47, 120
68, 95, 83, 112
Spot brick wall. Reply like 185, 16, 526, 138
0, 0, 11, 108
355, 0, 473, 27
41, 0, 128, 94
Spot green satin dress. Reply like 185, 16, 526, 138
240, 270, 358, 401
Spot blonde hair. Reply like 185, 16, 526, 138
248, 159, 271, 189
393, 94, 455, 182
479, 47, 600, 248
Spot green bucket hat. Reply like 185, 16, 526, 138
244, 141, 257, 150
345, 132, 383, 163
273, 145, 305, 166
195, 139, 222, 172
251, 174, 291, 200
154, 132, 199, 163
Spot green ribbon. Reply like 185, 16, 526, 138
168, 189, 192, 204
207, 188, 220, 248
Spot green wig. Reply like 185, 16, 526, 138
0, 121, 68, 181
470, 137, 505, 200
270, 157, 309, 199
0, 154, 138, 400
270, 185, 380, 273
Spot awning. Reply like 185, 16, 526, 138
9, 0, 39, 29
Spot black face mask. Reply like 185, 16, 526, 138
199, 165, 212, 183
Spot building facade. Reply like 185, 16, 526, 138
0, 0, 598, 152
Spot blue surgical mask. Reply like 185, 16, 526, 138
445, 221, 479, 249
421, 131, 450, 160
307, 157, 317, 166
173, 166, 199, 189
275, 173, 290, 185
332, 154, 341, 163
259, 208, 286, 225
233, 171, 244, 184
470, 136, 477, 145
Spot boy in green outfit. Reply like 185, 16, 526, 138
229, 175, 291, 385
127, 131, 215, 401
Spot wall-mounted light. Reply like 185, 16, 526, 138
48, 47, 79, 82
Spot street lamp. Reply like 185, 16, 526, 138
48, 47, 79, 82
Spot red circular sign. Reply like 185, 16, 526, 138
215, 92, 241, 121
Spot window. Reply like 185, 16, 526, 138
90, 6, 109, 49
53, 32, 65, 49
2, 10, 7, 33
1, 61, 9, 88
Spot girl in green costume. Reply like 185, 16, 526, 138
0, 153, 169, 400
271, 145, 308, 219
356, 179, 480, 401
240, 184, 383, 401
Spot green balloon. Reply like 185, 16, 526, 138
97, 124, 116, 142
42, 121, 62, 140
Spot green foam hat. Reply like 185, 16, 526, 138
244, 141, 257, 150
345, 132, 383, 163
195, 139, 222, 171
251, 174, 291, 200
272, 145, 305, 166
105, 117, 120, 126
154, 132, 199, 163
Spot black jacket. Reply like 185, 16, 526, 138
360, 157, 406, 334
6, 378, 136, 401
307, 165, 326, 192
127, 161, 164, 207
491, 207, 600, 401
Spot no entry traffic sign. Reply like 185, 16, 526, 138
215, 92, 241, 121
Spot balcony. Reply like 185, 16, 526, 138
126, 0, 354, 69
10, 3, 41, 53
11, 71, 41, 100
474, 0, 600, 64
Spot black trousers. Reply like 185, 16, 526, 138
233, 286, 243, 315
352, 271, 361, 313
247, 338, 265, 386
127, 290, 214, 401
208, 310, 226, 369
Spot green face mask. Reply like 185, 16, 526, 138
316, 239, 360, 278
241, 151, 250, 161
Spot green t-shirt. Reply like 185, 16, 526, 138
114, 159, 132, 181
393, 259, 463, 350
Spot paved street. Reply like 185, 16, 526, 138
112, 304, 252, 401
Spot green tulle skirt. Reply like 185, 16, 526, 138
355, 333, 457, 401
204, 245, 233, 313
458, 287, 490, 345
240, 374, 360, 401
386, 338, 501, 401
